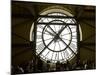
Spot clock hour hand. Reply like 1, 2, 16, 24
45, 29, 55, 36
46, 25, 57, 36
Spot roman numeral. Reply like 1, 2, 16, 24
55, 52, 58, 61
61, 52, 64, 60
63, 51, 66, 58
51, 52, 54, 61
65, 50, 69, 57
36, 43, 45, 52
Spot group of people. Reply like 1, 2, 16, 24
12, 59, 95, 74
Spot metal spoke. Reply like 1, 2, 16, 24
58, 52, 59, 61
51, 52, 54, 61
37, 37, 53, 43
55, 52, 57, 61
62, 38, 77, 43
54, 25, 56, 32
37, 31, 50, 35
53, 42, 56, 51
59, 25, 61, 30
61, 52, 63, 60
61, 33, 71, 36
61, 31, 76, 36
58, 41, 61, 50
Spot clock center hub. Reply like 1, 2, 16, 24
54, 34, 61, 42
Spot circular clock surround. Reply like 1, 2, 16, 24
30, 6, 82, 63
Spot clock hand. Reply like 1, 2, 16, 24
53, 25, 67, 42
57, 25, 66, 36
46, 25, 57, 35
45, 28, 55, 36
38, 25, 55, 36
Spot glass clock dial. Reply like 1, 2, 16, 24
36, 12, 77, 63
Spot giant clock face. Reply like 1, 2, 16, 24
36, 12, 77, 63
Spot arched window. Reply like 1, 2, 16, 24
30, 6, 82, 63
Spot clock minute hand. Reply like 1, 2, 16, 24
53, 26, 65, 42
45, 29, 55, 36
57, 26, 66, 36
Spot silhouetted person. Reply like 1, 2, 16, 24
56, 61, 61, 71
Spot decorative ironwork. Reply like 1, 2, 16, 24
35, 12, 78, 63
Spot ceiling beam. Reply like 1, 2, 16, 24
81, 46, 95, 52
82, 20, 96, 28
12, 13, 34, 18
75, 7, 95, 21
12, 47, 32, 57
12, 19, 33, 28
12, 32, 30, 42
82, 33, 95, 42
12, 43, 31, 48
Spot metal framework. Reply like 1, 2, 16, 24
33, 12, 79, 63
